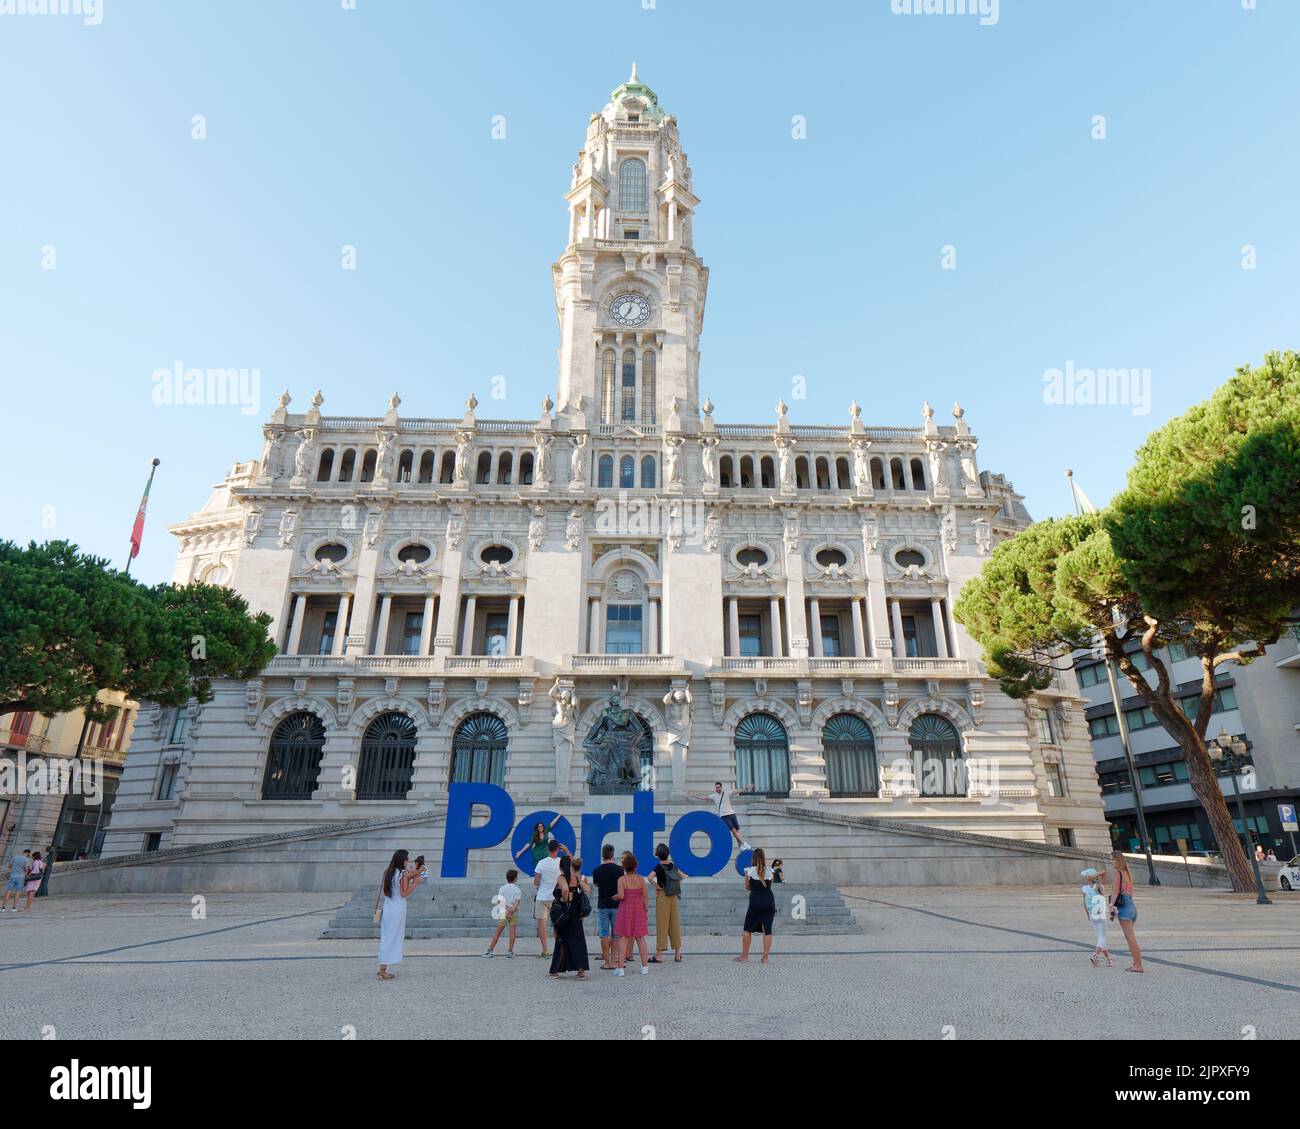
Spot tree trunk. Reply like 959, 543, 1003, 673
1172, 729, 1255, 894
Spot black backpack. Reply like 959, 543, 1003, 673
659, 862, 683, 898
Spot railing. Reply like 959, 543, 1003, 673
720, 656, 975, 677
444, 656, 531, 673
807, 657, 887, 675
892, 658, 974, 676
0, 731, 49, 754
569, 654, 684, 672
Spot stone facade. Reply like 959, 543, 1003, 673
100, 70, 1110, 866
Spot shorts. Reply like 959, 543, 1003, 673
743, 906, 775, 935
596, 906, 618, 938
495, 907, 519, 926
1114, 892, 1137, 922
722, 814, 740, 831
5, 876, 23, 893
535, 898, 553, 920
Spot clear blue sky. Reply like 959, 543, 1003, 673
2, 0, 1297, 585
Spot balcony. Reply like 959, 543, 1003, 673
720, 656, 975, 678
569, 654, 685, 673
0, 730, 50, 754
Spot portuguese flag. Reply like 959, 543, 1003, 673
129, 460, 160, 561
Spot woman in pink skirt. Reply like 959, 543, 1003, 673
612, 851, 650, 977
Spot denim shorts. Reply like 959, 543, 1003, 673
597, 907, 618, 938
1115, 892, 1137, 922
5, 876, 23, 893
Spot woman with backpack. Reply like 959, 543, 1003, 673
548, 854, 591, 980
648, 842, 685, 963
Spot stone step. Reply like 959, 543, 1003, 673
322, 880, 862, 938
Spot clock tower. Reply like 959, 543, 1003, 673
552, 66, 708, 430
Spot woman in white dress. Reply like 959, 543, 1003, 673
377, 849, 422, 981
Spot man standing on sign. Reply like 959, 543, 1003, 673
687, 782, 754, 851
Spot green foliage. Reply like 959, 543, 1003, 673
0, 540, 276, 718
1107, 350, 1300, 652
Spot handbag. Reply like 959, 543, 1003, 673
577, 888, 592, 918
549, 897, 573, 931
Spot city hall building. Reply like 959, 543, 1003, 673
91, 71, 1110, 889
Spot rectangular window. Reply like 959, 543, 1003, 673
169, 710, 189, 745
900, 615, 920, 658
1036, 712, 1055, 745
401, 612, 424, 656
318, 611, 338, 655
738, 614, 764, 657
484, 612, 510, 657
1088, 714, 1120, 740
820, 615, 842, 658
605, 605, 643, 654
621, 353, 636, 421
156, 762, 179, 801
1076, 663, 1105, 687
1058, 828, 1075, 848
624, 229, 639, 240
1167, 642, 1193, 663
144, 833, 162, 852
1044, 762, 1065, 797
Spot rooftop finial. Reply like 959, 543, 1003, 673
630, 62, 638, 83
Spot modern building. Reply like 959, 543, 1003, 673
1076, 632, 1300, 857
0, 692, 136, 862
93, 70, 1110, 886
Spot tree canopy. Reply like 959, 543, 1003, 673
0, 540, 277, 720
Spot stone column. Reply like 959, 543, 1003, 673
460, 594, 477, 656
419, 594, 435, 655
432, 540, 464, 658
332, 594, 351, 656
890, 598, 906, 659
769, 597, 783, 658
851, 597, 867, 659
647, 599, 659, 656
931, 597, 949, 659
808, 597, 824, 657
727, 597, 740, 657
373, 595, 393, 656
506, 594, 520, 657
286, 594, 306, 655
588, 597, 603, 653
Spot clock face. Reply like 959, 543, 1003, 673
609, 292, 651, 327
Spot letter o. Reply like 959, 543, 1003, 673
510, 811, 577, 878
668, 810, 732, 877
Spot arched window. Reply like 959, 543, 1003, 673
641, 350, 656, 423
760, 456, 775, 489
315, 449, 334, 482
619, 455, 635, 489
397, 449, 414, 483
338, 449, 356, 483
605, 568, 645, 655
871, 456, 886, 490
360, 449, 377, 482
619, 158, 647, 211
795, 456, 810, 490
497, 451, 513, 485
602, 349, 616, 425
598, 454, 614, 488
735, 712, 790, 796
719, 455, 734, 488
739, 455, 754, 489
262, 712, 326, 799
475, 452, 492, 485
621, 350, 636, 421
450, 712, 508, 787
823, 713, 877, 797
357, 711, 417, 799
640, 455, 656, 489
836, 457, 851, 490
518, 451, 535, 485
910, 458, 926, 490
438, 451, 455, 484
908, 714, 965, 797
815, 457, 831, 490
890, 457, 907, 490
418, 451, 435, 484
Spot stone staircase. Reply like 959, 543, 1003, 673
322, 878, 860, 939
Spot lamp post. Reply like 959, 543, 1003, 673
1101, 649, 1160, 885
1211, 728, 1271, 905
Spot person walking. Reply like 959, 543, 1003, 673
647, 842, 684, 963
1080, 867, 1113, 968
612, 852, 650, 977
377, 849, 423, 980
3, 849, 30, 912
548, 855, 590, 980
736, 847, 776, 963
688, 782, 754, 850
1109, 851, 1145, 973
533, 839, 563, 959
21, 852, 45, 913
591, 844, 623, 970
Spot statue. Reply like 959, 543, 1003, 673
528, 504, 546, 550
662, 685, 693, 794
699, 434, 718, 487
564, 507, 583, 552
453, 431, 472, 487
292, 429, 316, 481
549, 679, 578, 797
776, 437, 795, 488
664, 434, 685, 486
376, 431, 395, 481
927, 439, 945, 493
583, 691, 646, 793
569, 433, 587, 486
852, 438, 871, 490
703, 510, 721, 553
535, 432, 554, 487
259, 427, 284, 479
958, 438, 980, 491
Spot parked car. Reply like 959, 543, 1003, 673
1277, 857, 1300, 891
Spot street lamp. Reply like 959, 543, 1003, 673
1211, 728, 1271, 905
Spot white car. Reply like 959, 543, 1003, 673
1277, 857, 1300, 891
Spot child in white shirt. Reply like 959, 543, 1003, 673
1080, 867, 1113, 968
485, 869, 522, 957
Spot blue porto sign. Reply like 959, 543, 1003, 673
441, 783, 746, 878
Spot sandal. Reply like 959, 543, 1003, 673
376, 971, 395, 981
674, 955, 683, 963
648, 956, 663, 964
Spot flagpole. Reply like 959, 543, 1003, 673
125, 458, 161, 577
